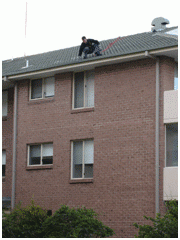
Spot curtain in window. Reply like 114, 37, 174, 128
42, 143, 53, 164
74, 72, 84, 108
85, 70, 94, 107
2, 91, 8, 116
44, 77, 55, 97
2, 151, 6, 165
31, 79, 42, 99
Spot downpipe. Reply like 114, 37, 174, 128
11, 81, 18, 210
145, 51, 160, 214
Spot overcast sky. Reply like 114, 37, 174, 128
1, 0, 179, 61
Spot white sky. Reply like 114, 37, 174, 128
1, 0, 179, 61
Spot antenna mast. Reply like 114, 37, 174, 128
24, 2, 27, 56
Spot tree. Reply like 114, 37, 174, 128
42, 205, 115, 238
133, 200, 178, 238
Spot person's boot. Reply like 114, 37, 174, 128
96, 51, 102, 56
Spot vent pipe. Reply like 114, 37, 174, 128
151, 17, 170, 32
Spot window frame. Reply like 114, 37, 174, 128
71, 139, 94, 180
30, 77, 55, 100
72, 70, 94, 110
27, 143, 53, 166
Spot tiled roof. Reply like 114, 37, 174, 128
2, 27, 178, 77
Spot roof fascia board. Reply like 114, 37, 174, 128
7, 46, 178, 80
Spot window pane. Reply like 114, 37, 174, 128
42, 143, 53, 164
29, 145, 41, 165
31, 79, 42, 99
84, 140, 94, 164
2, 91, 8, 116
2, 165, 6, 177
85, 164, 93, 178
74, 72, 84, 108
73, 141, 83, 178
85, 70, 94, 107
44, 77, 55, 97
174, 63, 178, 90
2, 150, 6, 165
2, 150, 6, 177
166, 123, 178, 167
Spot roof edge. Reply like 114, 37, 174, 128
5, 46, 178, 80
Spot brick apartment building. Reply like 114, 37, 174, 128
2, 17, 178, 237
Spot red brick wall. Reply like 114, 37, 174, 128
8, 56, 174, 237
2, 88, 14, 199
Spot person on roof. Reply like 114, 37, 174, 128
78, 36, 102, 59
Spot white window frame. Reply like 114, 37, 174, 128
72, 70, 94, 109
2, 91, 8, 117
30, 77, 55, 100
27, 143, 53, 166
71, 139, 94, 179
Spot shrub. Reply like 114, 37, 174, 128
133, 200, 178, 238
42, 205, 115, 238
2, 200, 48, 238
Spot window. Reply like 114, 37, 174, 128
2, 150, 6, 177
71, 140, 94, 179
2, 91, 8, 117
73, 70, 94, 109
166, 123, 178, 167
174, 62, 178, 90
28, 143, 53, 166
30, 77, 55, 99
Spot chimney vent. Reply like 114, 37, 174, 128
151, 17, 170, 32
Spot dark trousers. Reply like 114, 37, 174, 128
83, 44, 101, 58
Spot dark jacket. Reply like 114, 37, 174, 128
78, 39, 99, 56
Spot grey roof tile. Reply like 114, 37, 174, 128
2, 27, 178, 77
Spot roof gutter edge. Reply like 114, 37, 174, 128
6, 46, 178, 80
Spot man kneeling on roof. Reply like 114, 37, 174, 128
78, 36, 102, 59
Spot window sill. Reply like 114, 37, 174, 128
2, 116, 7, 121
28, 97, 55, 105
69, 179, 93, 184
26, 165, 53, 170
71, 107, 94, 114
2, 177, 6, 182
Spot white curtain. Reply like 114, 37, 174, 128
42, 144, 53, 156
2, 150, 6, 165
44, 77, 55, 97
84, 140, 94, 164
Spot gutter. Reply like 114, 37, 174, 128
11, 82, 18, 210
145, 51, 160, 215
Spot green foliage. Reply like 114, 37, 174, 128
133, 200, 178, 238
42, 205, 115, 238
2, 200, 48, 238
2, 201, 114, 238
